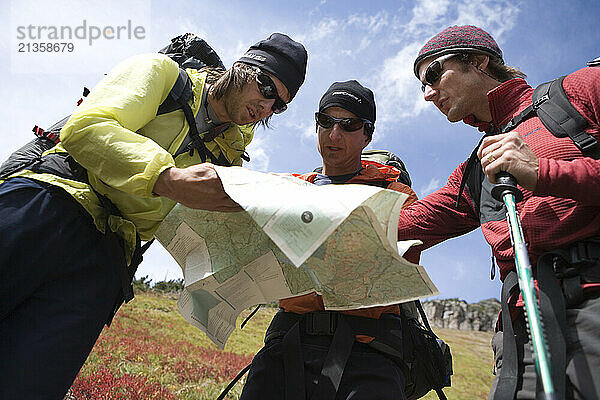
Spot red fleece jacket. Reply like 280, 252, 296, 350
398, 67, 600, 291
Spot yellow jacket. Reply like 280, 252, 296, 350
9, 53, 254, 261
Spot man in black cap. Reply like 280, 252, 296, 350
0, 33, 307, 399
398, 25, 600, 399
238, 80, 419, 400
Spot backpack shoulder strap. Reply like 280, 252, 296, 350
157, 68, 194, 116
158, 69, 234, 164
588, 57, 600, 67
533, 76, 599, 158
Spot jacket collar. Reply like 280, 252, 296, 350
462, 78, 533, 134
301, 161, 400, 184
455, 78, 534, 208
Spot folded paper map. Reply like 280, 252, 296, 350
155, 166, 437, 348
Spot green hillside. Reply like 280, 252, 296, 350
67, 292, 495, 399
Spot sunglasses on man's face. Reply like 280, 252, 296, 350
315, 112, 372, 132
254, 69, 287, 114
420, 53, 457, 92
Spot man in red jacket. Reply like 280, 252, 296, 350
239, 80, 419, 400
399, 25, 600, 399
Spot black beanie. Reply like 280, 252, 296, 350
238, 33, 308, 101
318, 80, 376, 124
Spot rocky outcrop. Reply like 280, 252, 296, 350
421, 298, 500, 332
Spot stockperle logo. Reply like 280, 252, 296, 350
10, 0, 151, 74
16, 20, 146, 46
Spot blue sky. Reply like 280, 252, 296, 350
1, 0, 598, 303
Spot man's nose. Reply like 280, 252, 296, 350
329, 123, 344, 140
258, 98, 276, 118
423, 85, 437, 101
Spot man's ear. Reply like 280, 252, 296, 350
473, 54, 490, 71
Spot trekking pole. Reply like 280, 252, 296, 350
491, 172, 556, 400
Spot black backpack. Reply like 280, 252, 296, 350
0, 33, 227, 181
223, 301, 453, 400
401, 302, 453, 400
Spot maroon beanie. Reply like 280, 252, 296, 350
413, 25, 502, 77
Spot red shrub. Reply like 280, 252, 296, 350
70, 367, 176, 400
86, 308, 254, 385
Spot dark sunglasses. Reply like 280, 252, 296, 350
420, 53, 457, 92
315, 112, 372, 132
254, 68, 287, 114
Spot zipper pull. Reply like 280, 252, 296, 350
490, 253, 496, 280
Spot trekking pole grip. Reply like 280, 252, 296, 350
491, 171, 524, 202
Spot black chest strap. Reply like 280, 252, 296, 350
456, 132, 496, 209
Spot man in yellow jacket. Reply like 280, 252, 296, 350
0, 33, 307, 400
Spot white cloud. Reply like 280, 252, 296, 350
369, 0, 522, 136
418, 177, 442, 197
406, 0, 452, 36
307, 18, 340, 42
167, 18, 208, 42
297, 11, 390, 62
302, 123, 317, 142
372, 42, 426, 124
277, 120, 315, 142
245, 134, 271, 172
246, 119, 315, 172
347, 11, 389, 34
453, 260, 468, 279
136, 242, 183, 282
454, 1, 520, 40
223, 39, 252, 67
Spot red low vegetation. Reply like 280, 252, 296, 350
70, 367, 177, 400
70, 305, 254, 398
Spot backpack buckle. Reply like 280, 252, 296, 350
573, 133, 598, 153
305, 311, 338, 335
533, 93, 549, 109
571, 240, 600, 263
